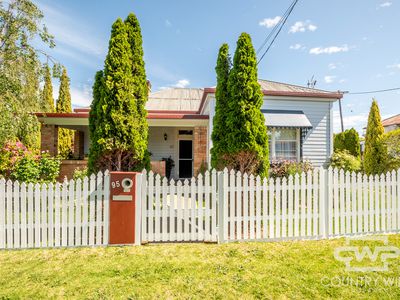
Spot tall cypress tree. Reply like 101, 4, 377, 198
88, 70, 104, 173
125, 13, 149, 170
94, 18, 142, 171
225, 33, 269, 176
42, 64, 54, 112
211, 43, 231, 169
56, 68, 73, 158
364, 99, 387, 175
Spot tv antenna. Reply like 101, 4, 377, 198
307, 75, 317, 89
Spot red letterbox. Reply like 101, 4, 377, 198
109, 172, 137, 245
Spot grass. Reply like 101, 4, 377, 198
2, 237, 400, 299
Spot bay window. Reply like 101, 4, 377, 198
268, 128, 300, 161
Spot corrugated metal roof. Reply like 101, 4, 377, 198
382, 114, 400, 127
74, 80, 337, 113
257, 79, 334, 94
146, 88, 203, 111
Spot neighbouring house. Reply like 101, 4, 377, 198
35, 79, 343, 180
381, 114, 400, 133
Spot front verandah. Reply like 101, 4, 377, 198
39, 123, 208, 180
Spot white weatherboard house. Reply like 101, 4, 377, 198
36, 79, 343, 179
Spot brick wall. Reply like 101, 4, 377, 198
41, 124, 58, 156
193, 126, 208, 176
73, 131, 84, 159
150, 161, 166, 177
58, 160, 87, 181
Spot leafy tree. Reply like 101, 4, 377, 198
88, 70, 104, 173
56, 68, 73, 158
364, 99, 387, 175
0, 0, 57, 149
42, 64, 54, 112
333, 128, 360, 157
224, 33, 269, 176
211, 43, 231, 169
382, 128, 400, 170
93, 18, 144, 171
125, 13, 149, 170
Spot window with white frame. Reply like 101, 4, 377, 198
268, 128, 300, 161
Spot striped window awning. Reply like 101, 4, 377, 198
262, 109, 312, 128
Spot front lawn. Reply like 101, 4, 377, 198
1, 236, 400, 299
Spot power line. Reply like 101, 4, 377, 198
343, 87, 400, 95
257, 0, 299, 65
256, 1, 295, 55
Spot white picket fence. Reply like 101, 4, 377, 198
141, 170, 218, 243
141, 167, 400, 243
220, 167, 400, 242
0, 171, 109, 249
2, 167, 400, 249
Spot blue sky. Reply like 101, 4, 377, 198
35, 0, 400, 133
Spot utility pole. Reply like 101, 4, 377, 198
338, 91, 348, 133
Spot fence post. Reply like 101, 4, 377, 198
135, 173, 142, 246
319, 167, 329, 239
218, 170, 227, 243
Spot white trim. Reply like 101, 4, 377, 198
269, 128, 300, 161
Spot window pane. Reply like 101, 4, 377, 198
275, 128, 296, 141
275, 141, 297, 161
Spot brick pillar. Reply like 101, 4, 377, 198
193, 126, 208, 176
73, 130, 84, 159
40, 124, 58, 156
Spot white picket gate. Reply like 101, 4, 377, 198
140, 170, 218, 243
0, 171, 109, 249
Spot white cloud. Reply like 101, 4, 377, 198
380, 2, 392, 7
70, 85, 92, 107
160, 79, 191, 90
328, 63, 337, 70
309, 45, 349, 55
339, 79, 346, 83
38, 2, 106, 58
387, 63, 400, 69
259, 16, 282, 28
324, 75, 336, 84
333, 111, 368, 133
165, 19, 172, 27
174, 79, 190, 88
289, 20, 317, 33
289, 43, 304, 50
52, 82, 92, 108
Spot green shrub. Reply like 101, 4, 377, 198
12, 154, 41, 182
73, 167, 88, 180
39, 153, 61, 182
330, 150, 362, 172
1, 141, 61, 183
270, 160, 313, 178
333, 128, 360, 157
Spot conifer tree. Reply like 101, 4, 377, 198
56, 68, 73, 158
225, 33, 269, 176
88, 70, 104, 173
42, 64, 54, 112
364, 99, 387, 175
211, 43, 231, 169
125, 13, 149, 170
94, 18, 143, 171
